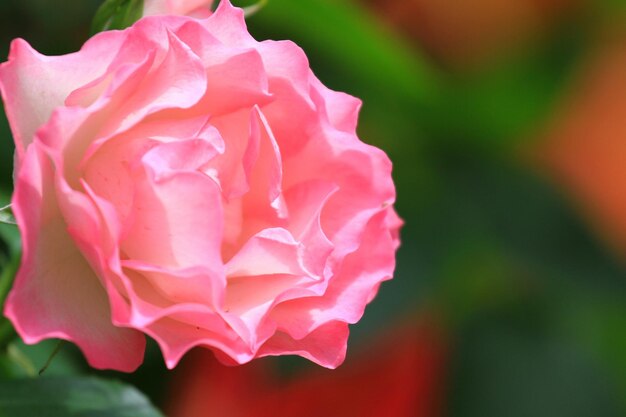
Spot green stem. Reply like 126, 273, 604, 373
38, 340, 64, 376
0, 319, 15, 350
0, 252, 19, 350
7, 344, 36, 377
0, 250, 19, 309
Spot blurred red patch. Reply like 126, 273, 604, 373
167, 314, 447, 417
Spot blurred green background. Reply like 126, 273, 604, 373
1, 0, 626, 416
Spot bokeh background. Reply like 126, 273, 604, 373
1, 0, 626, 416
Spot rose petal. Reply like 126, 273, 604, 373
241, 106, 286, 220
310, 75, 362, 134
171, 20, 272, 117
284, 127, 396, 261
122, 156, 224, 269
5, 144, 145, 371
112, 29, 208, 133
226, 228, 305, 278
256, 41, 317, 158
37, 50, 157, 187
269, 210, 396, 340
203, 0, 255, 46
258, 321, 349, 369
141, 135, 223, 182
205, 108, 258, 200
283, 179, 337, 279
0, 31, 126, 159
142, 313, 251, 369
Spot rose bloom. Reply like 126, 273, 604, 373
0, 1, 400, 371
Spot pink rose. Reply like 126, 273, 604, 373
0, 0, 401, 372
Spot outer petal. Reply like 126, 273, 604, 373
203, 0, 256, 46
282, 179, 337, 278
269, 210, 396, 341
0, 31, 127, 159
257, 321, 349, 369
223, 229, 320, 347
172, 20, 272, 117
309, 75, 361, 134
285, 128, 396, 262
4, 144, 145, 371
143, 313, 252, 369
256, 41, 318, 158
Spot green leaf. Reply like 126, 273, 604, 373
0, 377, 164, 417
447, 325, 624, 417
91, 0, 124, 34
91, 0, 145, 35
1, 339, 84, 379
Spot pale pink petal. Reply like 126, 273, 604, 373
223, 274, 306, 348
171, 18, 272, 116
122, 157, 224, 269
310, 75, 362, 134
80, 114, 216, 201
203, 0, 255, 46
241, 107, 286, 220
110, 29, 207, 133
256, 42, 318, 158
200, 109, 284, 257
37, 51, 156, 186
225, 228, 306, 278
283, 180, 337, 279
284, 128, 396, 260
112, 265, 225, 330
256, 40, 312, 106
57, 23, 207, 154
81, 136, 154, 228
173, 30, 271, 117
205, 108, 258, 200
141, 136, 223, 182
0, 31, 127, 158
142, 313, 251, 368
